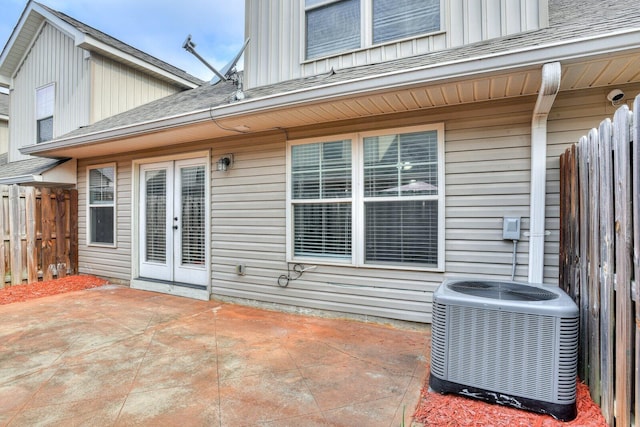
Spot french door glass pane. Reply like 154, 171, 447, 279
365, 200, 438, 266
372, 0, 440, 44
294, 203, 352, 257
181, 166, 205, 265
306, 0, 360, 59
145, 170, 166, 263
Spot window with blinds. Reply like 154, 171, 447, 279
180, 166, 206, 265
144, 169, 166, 262
289, 126, 444, 269
88, 164, 115, 245
292, 139, 352, 258
36, 84, 55, 143
305, 0, 440, 60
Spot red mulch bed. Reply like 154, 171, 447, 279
0, 275, 107, 305
414, 370, 607, 426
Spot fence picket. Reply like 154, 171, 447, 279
587, 128, 601, 403
633, 95, 640, 426
613, 106, 633, 427
8, 185, 21, 285
577, 136, 590, 381
598, 117, 615, 426
55, 189, 67, 278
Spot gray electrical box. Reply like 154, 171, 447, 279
502, 216, 521, 240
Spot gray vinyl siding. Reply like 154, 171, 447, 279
9, 23, 90, 162
244, 0, 546, 88
75, 85, 637, 323
90, 54, 181, 123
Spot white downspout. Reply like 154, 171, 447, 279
528, 62, 561, 284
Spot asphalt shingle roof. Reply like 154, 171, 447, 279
56, 0, 640, 141
0, 155, 66, 179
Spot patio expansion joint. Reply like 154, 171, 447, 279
113, 330, 158, 425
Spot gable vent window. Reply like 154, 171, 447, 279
305, 0, 441, 60
36, 84, 55, 143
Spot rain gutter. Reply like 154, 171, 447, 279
21, 27, 640, 157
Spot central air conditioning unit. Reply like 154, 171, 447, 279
429, 279, 579, 421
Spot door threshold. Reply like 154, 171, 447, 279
131, 278, 210, 301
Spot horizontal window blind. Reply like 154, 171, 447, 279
306, 0, 360, 59
145, 170, 167, 263
294, 203, 352, 257
372, 0, 440, 44
292, 140, 352, 199
365, 200, 438, 266
180, 166, 206, 266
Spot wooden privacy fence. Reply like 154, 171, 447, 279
560, 95, 639, 427
0, 185, 78, 287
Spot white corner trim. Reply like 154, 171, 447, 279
528, 61, 561, 284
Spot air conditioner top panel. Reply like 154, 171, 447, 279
435, 279, 578, 317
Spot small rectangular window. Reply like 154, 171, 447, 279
88, 164, 116, 245
305, 0, 360, 59
36, 84, 54, 143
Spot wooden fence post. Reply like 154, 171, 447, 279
69, 189, 79, 275
0, 186, 5, 288
41, 187, 54, 281
8, 185, 22, 285
598, 118, 615, 426
613, 106, 633, 427
55, 189, 67, 278
25, 186, 38, 283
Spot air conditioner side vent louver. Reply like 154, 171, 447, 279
429, 279, 579, 422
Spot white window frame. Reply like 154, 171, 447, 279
86, 162, 117, 247
35, 83, 55, 143
302, 0, 444, 61
286, 123, 445, 271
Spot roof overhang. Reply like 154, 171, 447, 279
0, 159, 76, 186
0, 1, 198, 89
20, 26, 640, 159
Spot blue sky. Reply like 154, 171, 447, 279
0, 0, 245, 82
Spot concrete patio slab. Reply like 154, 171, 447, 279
0, 285, 430, 426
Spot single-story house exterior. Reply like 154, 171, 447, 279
17, 0, 640, 322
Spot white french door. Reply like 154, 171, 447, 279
138, 158, 208, 289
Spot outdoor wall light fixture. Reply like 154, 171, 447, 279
216, 154, 234, 171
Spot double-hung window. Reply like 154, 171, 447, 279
36, 84, 55, 143
88, 164, 116, 246
288, 124, 444, 270
305, 0, 441, 60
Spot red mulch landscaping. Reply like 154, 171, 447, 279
414, 370, 607, 426
0, 275, 107, 305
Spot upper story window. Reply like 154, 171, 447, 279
36, 83, 55, 143
305, 0, 441, 60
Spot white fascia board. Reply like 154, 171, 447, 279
0, 114, 8, 121
0, 175, 42, 185
74, 34, 199, 89
21, 27, 640, 156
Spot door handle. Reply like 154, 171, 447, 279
173, 225, 178, 230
